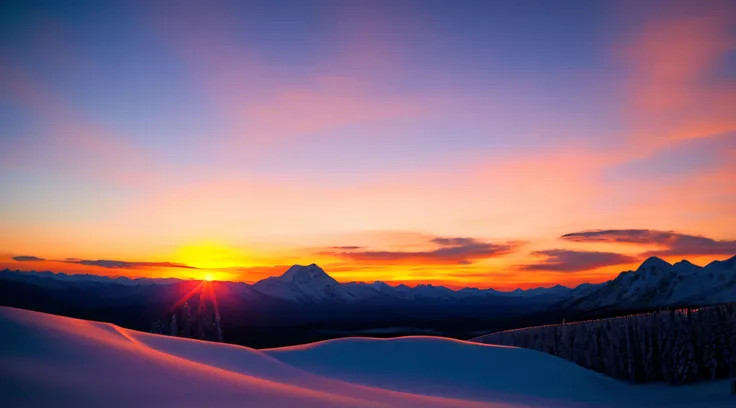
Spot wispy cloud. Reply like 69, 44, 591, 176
148, 5, 432, 157
12, 256, 45, 262
622, 12, 736, 146
561, 229, 736, 257
62, 259, 198, 270
0, 63, 154, 185
11, 255, 197, 270
320, 236, 520, 265
517, 249, 640, 273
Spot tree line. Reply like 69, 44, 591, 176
151, 300, 224, 342
475, 303, 736, 390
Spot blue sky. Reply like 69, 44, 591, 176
1, 0, 734, 287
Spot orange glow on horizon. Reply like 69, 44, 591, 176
173, 242, 249, 269
1, 251, 734, 292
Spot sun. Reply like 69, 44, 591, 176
204, 274, 214, 282
173, 242, 247, 269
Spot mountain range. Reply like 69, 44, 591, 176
2, 255, 735, 312
561, 255, 736, 311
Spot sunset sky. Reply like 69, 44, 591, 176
1, 0, 735, 289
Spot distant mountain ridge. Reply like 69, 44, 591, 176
0, 264, 572, 302
2, 255, 735, 310
562, 255, 736, 311
0, 269, 185, 286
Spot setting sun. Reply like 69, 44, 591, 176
173, 242, 248, 269
204, 274, 214, 282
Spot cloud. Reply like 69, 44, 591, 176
321, 236, 519, 265
518, 249, 640, 272
329, 246, 362, 250
240, 78, 425, 147
148, 6, 431, 157
0, 63, 155, 186
430, 237, 478, 246
622, 12, 736, 147
561, 229, 736, 257
9, 254, 198, 270
61, 259, 198, 270
12, 256, 45, 262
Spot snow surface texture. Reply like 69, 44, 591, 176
0, 307, 732, 407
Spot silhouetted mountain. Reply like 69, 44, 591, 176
4, 255, 735, 310
0, 266, 579, 304
252, 264, 356, 303
561, 255, 736, 312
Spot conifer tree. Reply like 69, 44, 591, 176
590, 324, 604, 373
195, 302, 207, 339
182, 301, 192, 338
616, 320, 629, 380
700, 308, 723, 379
658, 311, 676, 383
170, 314, 178, 337
602, 321, 618, 379
215, 313, 224, 342
673, 312, 698, 384
643, 313, 657, 382
625, 318, 638, 382
150, 320, 163, 334
560, 321, 572, 360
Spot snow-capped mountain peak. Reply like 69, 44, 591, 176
636, 256, 671, 273
369, 281, 392, 290
281, 263, 329, 282
563, 255, 736, 311
252, 264, 355, 303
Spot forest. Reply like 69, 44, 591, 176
475, 303, 736, 387
151, 300, 224, 343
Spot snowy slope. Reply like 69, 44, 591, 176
1, 307, 732, 408
252, 264, 356, 303
264, 336, 626, 404
0, 307, 488, 408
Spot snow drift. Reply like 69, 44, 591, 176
0, 307, 731, 407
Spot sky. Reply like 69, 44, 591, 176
1, 0, 735, 289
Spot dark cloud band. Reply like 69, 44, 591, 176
321, 236, 519, 265
518, 249, 640, 272
561, 229, 736, 257
13, 255, 197, 270
12, 256, 45, 262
